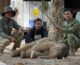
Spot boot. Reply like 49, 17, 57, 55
0, 45, 5, 53
0, 40, 10, 54
0, 45, 5, 56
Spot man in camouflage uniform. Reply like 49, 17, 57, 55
0, 6, 24, 53
56, 9, 80, 55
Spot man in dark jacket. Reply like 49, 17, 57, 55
24, 18, 48, 43
0, 6, 24, 52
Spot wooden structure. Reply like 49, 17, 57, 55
0, 0, 10, 13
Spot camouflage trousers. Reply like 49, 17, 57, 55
0, 31, 24, 52
66, 33, 80, 50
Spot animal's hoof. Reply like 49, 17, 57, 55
20, 51, 26, 58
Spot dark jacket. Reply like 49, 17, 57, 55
25, 26, 48, 43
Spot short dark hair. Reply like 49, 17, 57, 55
34, 18, 42, 24
64, 8, 73, 14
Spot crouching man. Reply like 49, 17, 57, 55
0, 6, 24, 53
55, 9, 80, 55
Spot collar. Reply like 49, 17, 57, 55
2, 17, 11, 22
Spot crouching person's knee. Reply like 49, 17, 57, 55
67, 34, 75, 39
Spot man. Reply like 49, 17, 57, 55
56, 9, 80, 55
0, 6, 24, 53
24, 18, 48, 43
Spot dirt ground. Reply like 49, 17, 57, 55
0, 41, 80, 65
0, 51, 80, 65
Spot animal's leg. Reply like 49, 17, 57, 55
11, 42, 36, 57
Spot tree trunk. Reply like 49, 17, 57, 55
0, 0, 10, 13
48, 0, 64, 41
11, 0, 67, 58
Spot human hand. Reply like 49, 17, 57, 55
55, 26, 61, 32
9, 37, 16, 42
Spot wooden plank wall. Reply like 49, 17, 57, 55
0, 0, 10, 13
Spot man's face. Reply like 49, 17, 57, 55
64, 11, 73, 20
35, 21, 42, 30
4, 11, 13, 19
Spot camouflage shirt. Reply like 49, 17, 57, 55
62, 19, 80, 38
